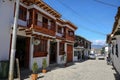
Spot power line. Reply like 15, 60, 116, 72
47, 0, 107, 36
61, 15, 107, 36
94, 0, 118, 8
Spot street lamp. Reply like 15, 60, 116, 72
8, 0, 20, 80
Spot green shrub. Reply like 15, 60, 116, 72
42, 58, 47, 69
32, 61, 38, 73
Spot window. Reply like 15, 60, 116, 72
112, 45, 114, 55
50, 20, 56, 31
59, 43, 65, 55
74, 51, 78, 56
42, 17, 48, 28
34, 39, 47, 57
68, 30, 74, 36
57, 25, 62, 33
18, 5, 27, 21
116, 44, 118, 57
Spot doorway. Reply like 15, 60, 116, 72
67, 44, 73, 63
15, 36, 30, 68
49, 41, 57, 64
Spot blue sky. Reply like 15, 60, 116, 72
44, 0, 120, 45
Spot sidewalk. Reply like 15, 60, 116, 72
17, 59, 120, 80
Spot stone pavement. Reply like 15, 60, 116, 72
23, 58, 120, 80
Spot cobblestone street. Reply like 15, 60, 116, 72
25, 58, 120, 80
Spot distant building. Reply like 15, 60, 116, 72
106, 7, 120, 75
74, 35, 91, 61
102, 46, 109, 56
90, 49, 95, 54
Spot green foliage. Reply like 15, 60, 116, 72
32, 61, 38, 73
42, 58, 47, 69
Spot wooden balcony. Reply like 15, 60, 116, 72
63, 27, 75, 41
56, 32, 66, 40
27, 19, 56, 36
65, 35, 75, 41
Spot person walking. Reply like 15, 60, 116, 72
78, 52, 80, 61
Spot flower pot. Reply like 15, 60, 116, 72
31, 73, 38, 80
42, 69, 47, 73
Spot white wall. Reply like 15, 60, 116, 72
29, 37, 49, 70
0, 0, 15, 60
112, 36, 120, 74
73, 50, 78, 61
18, 19, 27, 27
54, 39, 66, 64
58, 55, 66, 64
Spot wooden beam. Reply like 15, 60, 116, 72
32, 9, 35, 26
35, 1, 41, 4
46, 8, 51, 11
19, 28, 25, 31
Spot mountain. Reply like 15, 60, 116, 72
91, 45, 104, 49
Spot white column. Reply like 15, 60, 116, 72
57, 41, 60, 64
29, 37, 34, 70
47, 39, 50, 66
65, 43, 67, 57
73, 43, 74, 62
64, 43, 67, 63
27, 10, 29, 20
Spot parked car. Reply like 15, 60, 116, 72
89, 53, 96, 59
98, 55, 105, 60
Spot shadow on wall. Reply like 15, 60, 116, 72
112, 66, 120, 80
114, 73, 120, 80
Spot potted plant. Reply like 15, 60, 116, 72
31, 61, 38, 80
42, 58, 47, 73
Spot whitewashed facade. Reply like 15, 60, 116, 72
74, 35, 91, 61
0, 0, 77, 70
0, 0, 15, 61
106, 7, 120, 75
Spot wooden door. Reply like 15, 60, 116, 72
50, 42, 57, 64
25, 37, 30, 68
67, 45, 73, 62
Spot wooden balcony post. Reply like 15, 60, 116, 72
32, 9, 35, 28
64, 27, 66, 38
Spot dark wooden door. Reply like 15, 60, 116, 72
50, 42, 57, 64
67, 45, 73, 62
25, 37, 30, 68
15, 36, 30, 68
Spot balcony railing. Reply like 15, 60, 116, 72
56, 32, 65, 38
27, 19, 56, 36
27, 19, 55, 31
66, 35, 75, 41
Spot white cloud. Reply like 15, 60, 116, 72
92, 40, 106, 45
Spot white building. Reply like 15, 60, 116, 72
74, 35, 91, 61
106, 7, 120, 75
0, 0, 77, 70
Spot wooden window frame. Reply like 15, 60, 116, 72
112, 45, 114, 55
59, 42, 65, 55
68, 30, 74, 36
50, 20, 56, 31
116, 44, 119, 57
57, 25, 62, 34
42, 17, 48, 28
33, 38, 48, 57
18, 5, 27, 21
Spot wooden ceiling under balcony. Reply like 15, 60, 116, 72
21, 0, 61, 18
